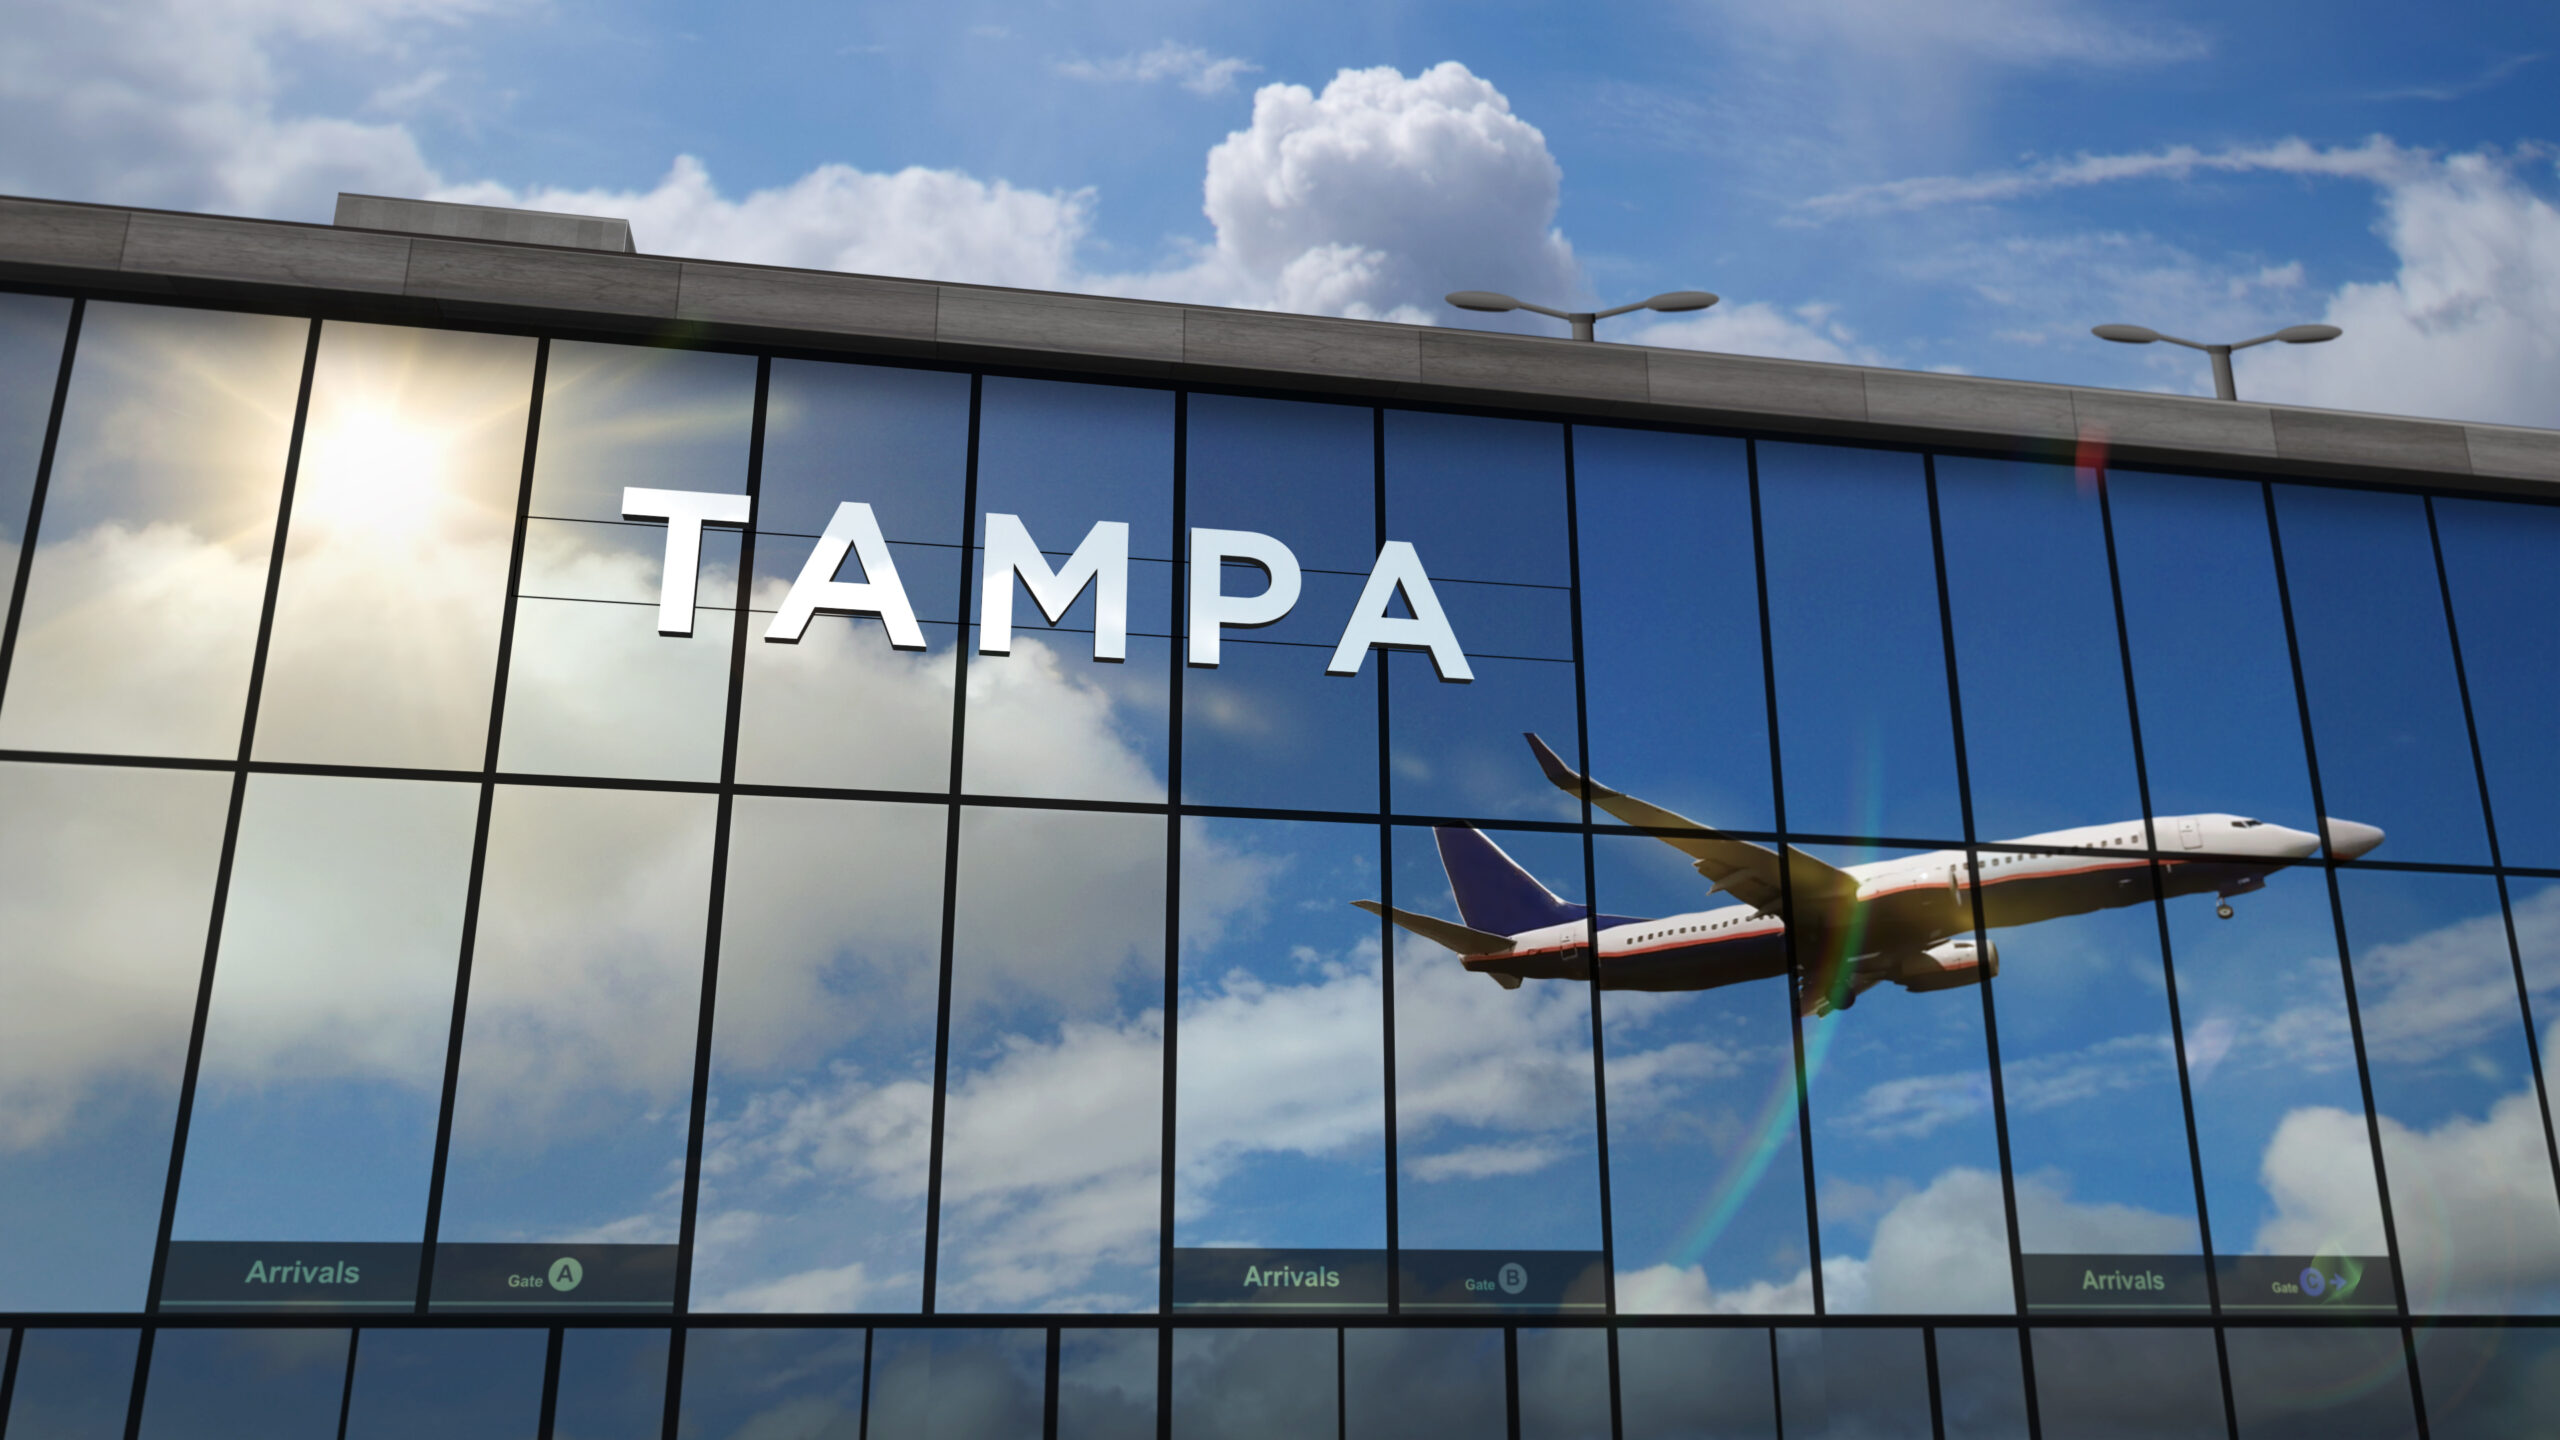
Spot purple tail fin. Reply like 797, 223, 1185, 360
1434, 827, 1587, 936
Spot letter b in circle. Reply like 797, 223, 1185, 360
1498, 1262, 1528, 1296
549, 1256, 584, 1293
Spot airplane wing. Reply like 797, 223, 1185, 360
1523, 734, 1859, 913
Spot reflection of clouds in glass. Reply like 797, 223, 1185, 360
2349, 886, 2560, 1069
0, 304, 303, 757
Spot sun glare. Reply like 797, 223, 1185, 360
297, 402, 455, 542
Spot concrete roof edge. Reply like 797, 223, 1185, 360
5, 194, 2554, 496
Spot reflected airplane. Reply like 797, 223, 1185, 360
1357, 735, 2386, 1015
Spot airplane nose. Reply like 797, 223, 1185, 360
2324, 818, 2386, 860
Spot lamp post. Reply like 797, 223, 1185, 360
1447, 289, 1718, 342
2091, 322, 2342, 401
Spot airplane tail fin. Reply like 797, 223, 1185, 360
1434, 826, 1588, 935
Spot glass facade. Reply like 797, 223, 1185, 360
2, 290, 2555, 1436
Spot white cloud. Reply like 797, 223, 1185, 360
1621, 302, 1887, 365
1707, 0, 2205, 70
1055, 42, 1260, 96
1801, 137, 2414, 218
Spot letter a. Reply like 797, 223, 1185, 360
765, 502, 926, 648
624, 487, 753, 636
981, 514, 1128, 661
1326, 541, 1472, 682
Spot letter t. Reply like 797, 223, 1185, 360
624, 487, 753, 636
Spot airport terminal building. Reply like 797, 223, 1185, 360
2, 192, 2559, 1437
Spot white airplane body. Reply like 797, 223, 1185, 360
1360, 736, 2385, 1015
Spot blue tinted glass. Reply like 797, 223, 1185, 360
2413, 1325, 2560, 1440
342, 1329, 544, 1440
4, 1328, 139, 1440
1175, 818, 1385, 1250
1774, 1328, 1929, 1439
694, 796, 944, 1314
1616, 1329, 1775, 1440
135, 1329, 349, 1440
1517, 1327, 1609, 1440
2432, 496, 2560, 868
1383, 410, 1578, 824
1934, 1329, 2029, 1440
0, 764, 227, 1310
2335, 869, 2560, 1314
965, 378, 1172, 803
1592, 833, 1811, 1315
741, 360, 970, 793
1169, 1328, 1335, 1440
0, 292, 69, 551
1755, 442, 1960, 844
1181, 394, 1379, 813
552, 1329, 668, 1440
867, 1328, 1045, 1438
1389, 824, 1602, 1251
1935, 457, 2142, 838
2029, 1328, 2227, 1439
2273, 485, 2486, 864
1342, 1329, 1503, 1440
1058, 1330, 1156, 1440
1572, 426, 1772, 835
937, 808, 1164, 1312
2222, 1327, 2418, 1439
678, 1328, 866, 1439
2106, 472, 2318, 836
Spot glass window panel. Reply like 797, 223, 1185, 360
1755, 442, 1961, 844
1935, 456, 2142, 838
740, 359, 969, 793
0, 764, 228, 1309
1573, 426, 1773, 834
2106, 471, 2318, 839
135, 1329, 349, 1440
341, 1328, 544, 1440
0, 293, 71, 555
1389, 824, 1603, 1252
1382, 410, 1577, 824
1773, 1328, 1928, 1440
2412, 1325, 2560, 1440
2223, 1327, 2419, 1440
1934, 1329, 2029, 1440
1795, 843, 2014, 1315
1517, 1327, 1609, 1440
2164, 856, 2391, 1305
2433, 497, 2560, 868
500, 340, 754, 782
2273, 485, 2486, 864
937, 807, 1165, 1312
1058, 1329, 1157, 1440
3, 1328, 140, 1440
171, 775, 475, 1260
1175, 818, 1384, 1253
1169, 1327, 1335, 1439
867, 1328, 1046, 1438
1181, 393, 1379, 814
694, 796, 945, 1314
432, 787, 714, 1273
252, 322, 534, 769
553, 1328, 668, 1440
2027, 1327, 2227, 1440
2335, 869, 2560, 1314
1341, 1328, 1502, 1440
1616, 1329, 1776, 1440
0, 303, 305, 757
1989, 854, 2204, 1273
1592, 834, 1811, 1315
963, 378, 1172, 803
677, 1328, 866, 1439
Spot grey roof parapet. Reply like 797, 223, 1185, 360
332, 193, 637, 254
3, 193, 2553, 493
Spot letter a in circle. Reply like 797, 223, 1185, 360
549, 1256, 584, 1293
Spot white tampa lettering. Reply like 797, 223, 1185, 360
765, 502, 925, 648
1186, 528, 1301, 667
624, 487, 752, 637
1326, 540, 1472, 682
981, 513, 1129, 662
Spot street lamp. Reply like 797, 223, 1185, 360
1448, 289, 1718, 342
2091, 322, 2342, 401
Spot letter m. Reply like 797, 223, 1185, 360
980, 513, 1128, 661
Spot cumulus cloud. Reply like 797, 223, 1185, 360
1055, 42, 1259, 96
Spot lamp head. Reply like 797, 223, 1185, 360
2275, 324, 2343, 344
1643, 290, 1719, 313
2092, 324, 2161, 344
1446, 291, 1521, 314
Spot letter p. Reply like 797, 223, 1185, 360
1187, 528, 1301, 667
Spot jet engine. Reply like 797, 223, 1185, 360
1892, 936, 2000, 993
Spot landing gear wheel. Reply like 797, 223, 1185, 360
2216, 903, 2235, 920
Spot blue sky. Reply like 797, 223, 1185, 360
7, 0, 2559, 426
